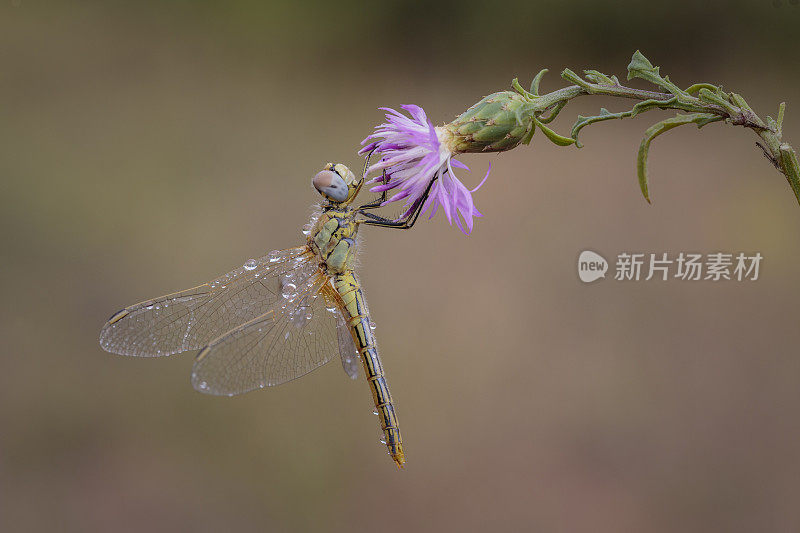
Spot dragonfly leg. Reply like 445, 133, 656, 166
357, 149, 396, 211
357, 169, 388, 210
357, 177, 433, 230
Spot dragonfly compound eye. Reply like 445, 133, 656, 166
312, 169, 349, 202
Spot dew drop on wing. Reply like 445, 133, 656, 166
243, 258, 258, 270
372, 409, 379, 416
290, 306, 309, 328
281, 282, 297, 299
198, 381, 209, 391
268, 251, 281, 263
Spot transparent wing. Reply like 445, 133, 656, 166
191, 271, 346, 396
99, 246, 312, 357
337, 312, 360, 380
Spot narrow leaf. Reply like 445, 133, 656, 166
530, 69, 548, 96
561, 68, 591, 90
532, 117, 575, 146
583, 69, 615, 86
537, 100, 567, 124
684, 83, 718, 95
521, 122, 536, 145
637, 113, 717, 203
779, 143, 800, 206
569, 97, 680, 147
777, 102, 786, 133
627, 50, 686, 97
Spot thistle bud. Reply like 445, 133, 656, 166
441, 91, 533, 153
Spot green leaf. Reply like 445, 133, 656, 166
684, 83, 718, 95
777, 102, 786, 133
637, 113, 720, 203
697, 88, 739, 117
537, 100, 567, 124
583, 69, 616, 86
627, 50, 656, 81
569, 97, 680, 147
521, 122, 536, 145
729, 92, 752, 112
627, 50, 686, 97
530, 69, 548, 96
561, 68, 591, 90
779, 143, 800, 206
571, 108, 619, 148
532, 116, 575, 146
511, 78, 526, 96
511, 78, 536, 100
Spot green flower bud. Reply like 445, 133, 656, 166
441, 91, 533, 153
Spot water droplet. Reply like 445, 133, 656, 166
268, 251, 281, 263
220, 285, 227, 289
281, 283, 297, 299
372, 409, 379, 416
244, 259, 257, 270
380, 436, 387, 445
326, 306, 337, 314
369, 322, 376, 330
284, 331, 290, 340
145, 305, 154, 310
291, 306, 310, 327
198, 381, 209, 391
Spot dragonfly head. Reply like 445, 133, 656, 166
312, 163, 363, 206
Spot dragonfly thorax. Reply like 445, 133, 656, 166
308, 207, 359, 275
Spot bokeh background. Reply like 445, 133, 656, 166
3, 1, 800, 531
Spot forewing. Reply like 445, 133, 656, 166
337, 312, 360, 380
99, 246, 311, 357
190, 270, 347, 395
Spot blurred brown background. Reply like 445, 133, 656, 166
2, 1, 800, 532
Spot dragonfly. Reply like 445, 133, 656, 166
99, 154, 435, 467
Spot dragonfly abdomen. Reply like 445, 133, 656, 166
333, 273, 405, 467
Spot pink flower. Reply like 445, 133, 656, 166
360, 105, 490, 235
